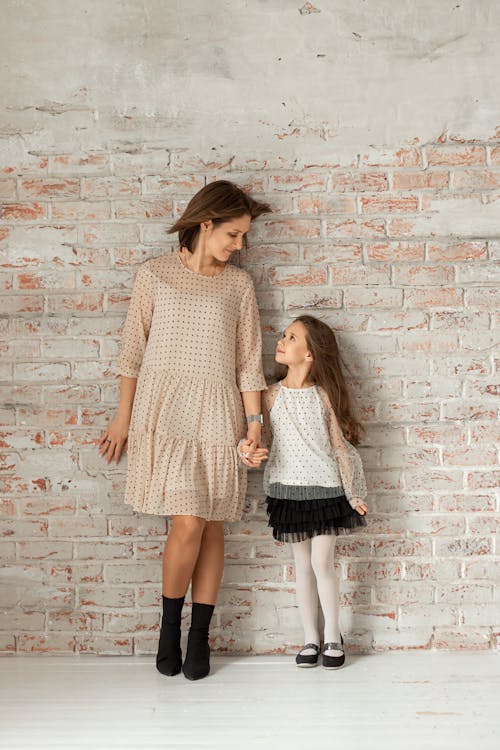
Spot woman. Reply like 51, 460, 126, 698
99, 180, 271, 680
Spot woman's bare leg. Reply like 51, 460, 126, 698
162, 515, 206, 597
191, 521, 225, 605
157, 515, 206, 676
177, 520, 224, 681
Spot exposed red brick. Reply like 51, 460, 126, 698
426, 145, 486, 166
0, 203, 45, 220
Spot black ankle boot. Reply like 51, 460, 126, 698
182, 602, 215, 681
156, 595, 184, 676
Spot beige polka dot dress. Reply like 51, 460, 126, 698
115, 251, 267, 521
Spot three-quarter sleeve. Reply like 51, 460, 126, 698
319, 387, 367, 509
115, 263, 154, 378
235, 282, 267, 392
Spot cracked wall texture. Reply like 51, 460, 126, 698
0, 0, 499, 654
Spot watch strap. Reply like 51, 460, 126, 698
246, 413, 263, 424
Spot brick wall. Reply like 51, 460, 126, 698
1, 141, 498, 654
1, 0, 499, 654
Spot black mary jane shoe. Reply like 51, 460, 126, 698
322, 635, 345, 670
295, 643, 320, 668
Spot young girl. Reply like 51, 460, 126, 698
259, 315, 368, 669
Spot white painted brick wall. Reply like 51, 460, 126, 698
0, 0, 499, 654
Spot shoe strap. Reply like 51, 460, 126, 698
299, 643, 320, 654
323, 642, 344, 652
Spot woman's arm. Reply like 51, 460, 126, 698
99, 376, 137, 464
115, 264, 154, 379
235, 280, 268, 466
239, 390, 268, 467
99, 262, 154, 463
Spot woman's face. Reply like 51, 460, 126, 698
202, 214, 251, 262
275, 321, 312, 366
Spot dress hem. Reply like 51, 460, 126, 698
123, 497, 243, 523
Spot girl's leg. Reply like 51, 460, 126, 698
162, 515, 206, 597
291, 538, 320, 652
310, 534, 342, 656
191, 521, 225, 604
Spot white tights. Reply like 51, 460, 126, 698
292, 535, 342, 656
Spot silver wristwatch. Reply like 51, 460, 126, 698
246, 413, 264, 425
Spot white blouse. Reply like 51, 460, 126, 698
262, 382, 367, 508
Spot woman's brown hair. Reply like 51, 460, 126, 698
168, 180, 272, 251
275, 315, 364, 446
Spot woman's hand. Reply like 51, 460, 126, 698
353, 501, 368, 516
98, 410, 131, 464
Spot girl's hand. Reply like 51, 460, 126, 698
237, 438, 268, 468
353, 501, 368, 516
98, 411, 131, 464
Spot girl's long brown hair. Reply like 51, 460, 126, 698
168, 180, 272, 251
276, 315, 364, 445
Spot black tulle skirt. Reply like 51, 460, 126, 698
266, 494, 367, 543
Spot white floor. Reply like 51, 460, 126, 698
0, 653, 498, 750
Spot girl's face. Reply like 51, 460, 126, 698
275, 321, 313, 367
202, 214, 251, 263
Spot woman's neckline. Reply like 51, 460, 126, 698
176, 249, 227, 278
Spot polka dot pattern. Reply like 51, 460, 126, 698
116, 251, 267, 521
263, 382, 367, 508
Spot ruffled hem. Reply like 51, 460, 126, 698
266, 495, 367, 543
265, 482, 345, 501
124, 428, 246, 522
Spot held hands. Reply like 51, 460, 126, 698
237, 438, 268, 467
238, 422, 268, 468
98, 410, 131, 464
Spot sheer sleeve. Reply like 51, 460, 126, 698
115, 263, 154, 378
262, 383, 280, 449
318, 387, 367, 509
235, 282, 267, 392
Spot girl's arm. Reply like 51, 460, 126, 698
262, 382, 280, 449
318, 387, 368, 513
